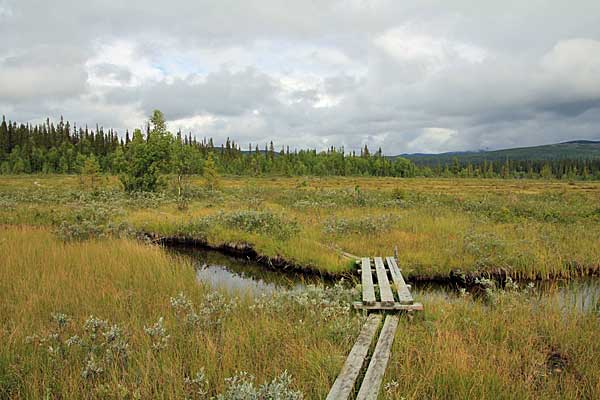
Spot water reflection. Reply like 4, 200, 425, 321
169, 246, 327, 295
539, 279, 600, 313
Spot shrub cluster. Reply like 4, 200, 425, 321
54, 203, 134, 242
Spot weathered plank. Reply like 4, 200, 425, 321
386, 256, 413, 305
353, 301, 423, 311
386, 256, 402, 282
361, 258, 376, 305
356, 315, 400, 400
326, 314, 383, 400
374, 257, 394, 305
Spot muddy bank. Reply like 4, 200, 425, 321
414, 264, 600, 286
163, 241, 600, 314
146, 233, 352, 281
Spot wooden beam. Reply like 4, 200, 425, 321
361, 258, 376, 305
325, 314, 383, 400
386, 256, 414, 305
356, 315, 400, 400
374, 257, 394, 305
353, 302, 423, 311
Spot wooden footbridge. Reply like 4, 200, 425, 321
327, 256, 422, 400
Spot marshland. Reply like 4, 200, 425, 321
4, 0, 600, 397
1, 170, 600, 399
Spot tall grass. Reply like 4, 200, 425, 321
1, 228, 599, 398
0, 226, 360, 398
384, 289, 600, 399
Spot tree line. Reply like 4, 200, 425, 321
0, 111, 416, 187
418, 157, 600, 180
1, 111, 600, 187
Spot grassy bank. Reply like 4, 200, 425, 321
1, 227, 599, 399
1, 175, 600, 279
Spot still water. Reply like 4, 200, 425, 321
170, 246, 332, 294
171, 247, 600, 313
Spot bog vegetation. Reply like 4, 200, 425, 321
1, 174, 599, 279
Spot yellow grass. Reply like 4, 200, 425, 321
1, 175, 600, 278
0, 221, 599, 398
0, 226, 359, 398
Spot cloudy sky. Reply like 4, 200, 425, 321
1, 1, 599, 154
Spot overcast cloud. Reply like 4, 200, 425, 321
1, 0, 599, 154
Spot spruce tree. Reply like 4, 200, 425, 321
203, 153, 219, 190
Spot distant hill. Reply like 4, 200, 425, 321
397, 140, 600, 165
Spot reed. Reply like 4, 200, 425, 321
384, 289, 600, 399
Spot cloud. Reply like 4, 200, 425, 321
89, 64, 133, 86
373, 26, 487, 74
0, 46, 88, 103
1, 1, 600, 153
108, 67, 280, 120
540, 39, 600, 103
407, 128, 459, 154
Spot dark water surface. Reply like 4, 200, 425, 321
169, 246, 335, 294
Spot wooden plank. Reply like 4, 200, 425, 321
353, 301, 423, 311
386, 256, 402, 282
361, 258, 376, 305
326, 314, 383, 400
386, 256, 414, 305
374, 257, 394, 305
356, 315, 400, 400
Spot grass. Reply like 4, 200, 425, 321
1, 227, 598, 399
1, 174, 600, 279
384, 289, 600, 399
1, 172, 600, 398
0, 226, 362, 399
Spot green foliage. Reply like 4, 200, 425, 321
81, 155, 101, 189
3, 112, 600, 180
216, 371, 303, 400
55, 203, 133, 242
120, 122, 173, 192
172, 137, 201, 208
203, 153, 219, 190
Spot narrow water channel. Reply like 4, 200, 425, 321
170, 247, 600, 313
170, 246, 332, 294
412, 279, 600, 313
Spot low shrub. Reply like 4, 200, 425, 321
217, 210, 300, 240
